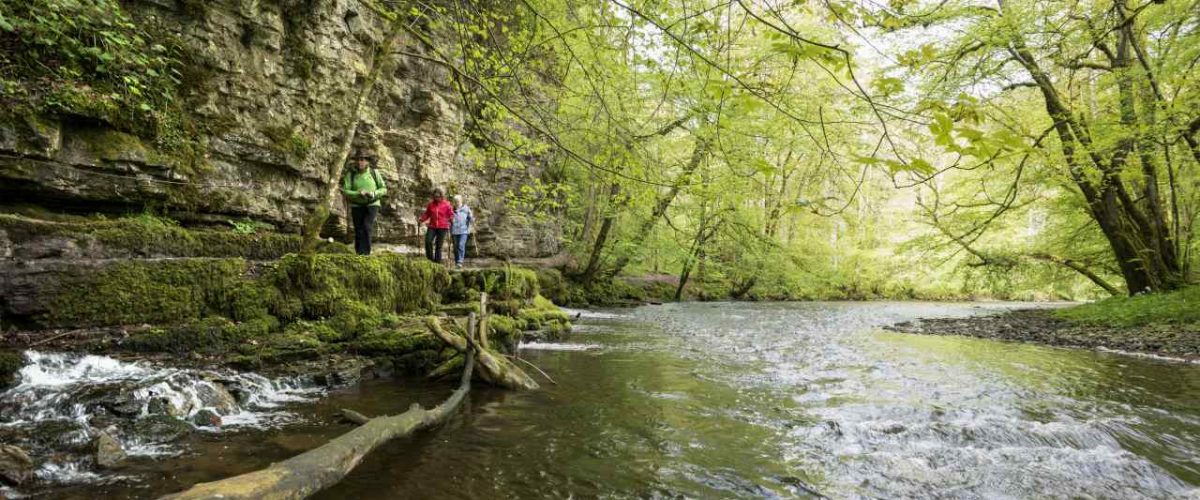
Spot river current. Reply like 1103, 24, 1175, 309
26, 301, 1200, 498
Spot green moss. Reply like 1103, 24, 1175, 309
445, 267, 540, 302
124, 316, 276, 354
282, 320, 340, 344
0, 213, 351, 259
557, 276, 676, 307
0, 350, 25, 388
262, 124, 311, 161
489, 299, 521, 316
1055, 286, 1200, 327
438, 302, 481, 316
348, 324, 441, 355
536, 268, 569, 304
46, 258, 248, 327
517, 295, 571, 331
268, 254, 449, 320
325, 301, 384, 341
486, 314, 523, 350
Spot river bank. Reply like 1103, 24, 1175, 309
10, 301, 1196, 499
886, 286, 1200, 361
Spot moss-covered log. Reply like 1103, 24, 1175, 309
161, 348, 476, 500
425, 317, 538, 390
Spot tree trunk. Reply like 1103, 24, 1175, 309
1007, 34, 1185, 294
300, 19, 406, 253
607, 139, 708, 278
579, 183, 621, 285
162, 349, 476, 500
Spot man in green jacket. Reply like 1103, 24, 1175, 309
342, 150, 387, 255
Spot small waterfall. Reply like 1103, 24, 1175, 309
0, 351, 323, 488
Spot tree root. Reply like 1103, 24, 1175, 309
425, 316, 539, 390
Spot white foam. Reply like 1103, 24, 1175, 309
1094, 347, 1200, 364
518, 342, 601, 351
558, 307, 630, 320
35, 462, 108, 484
14, 351, 153, 388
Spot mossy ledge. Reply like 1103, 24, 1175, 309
0, 213, 349, 260
3, 254, 572, 375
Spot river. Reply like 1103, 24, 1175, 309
20, 301, 1200, 498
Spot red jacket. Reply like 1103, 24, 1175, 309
420, 200, 454, 229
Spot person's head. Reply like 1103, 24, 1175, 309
452, 195, 463, 208
432, 187, 445, 201
353, 150, 375, 171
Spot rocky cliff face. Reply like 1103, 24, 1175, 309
0, 0, 560, 257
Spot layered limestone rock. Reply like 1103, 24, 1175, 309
0, 0, 560, 258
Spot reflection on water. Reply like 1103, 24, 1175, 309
49, 302, 1200, 498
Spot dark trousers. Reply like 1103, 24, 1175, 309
425, 228, 448, 262
351, 205, 378, 255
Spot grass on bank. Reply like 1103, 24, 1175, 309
1055, 285, 1200, 327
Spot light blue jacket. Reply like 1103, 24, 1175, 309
451, 205, 473, 235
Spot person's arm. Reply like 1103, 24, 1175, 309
341, 172, 357, 201
466, 207, 473, 231
372, 170, 387, 199
419, 203, 430, 224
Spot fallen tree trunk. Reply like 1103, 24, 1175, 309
161, 349, 476, 500
426, 316, 539, 390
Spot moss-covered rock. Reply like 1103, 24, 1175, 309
0, 350, 26, 389
517, 296, 571, 335
486, 315, 523, 351
444, 267, 540, 302
0, 213, 350, 260
268, 254, 449, 321
535, 268, 569, 305
123, 316, 278, 355
46, 258, 249, 328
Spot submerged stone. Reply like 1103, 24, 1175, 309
0, 444, 33, 486
93, 431, 126, 468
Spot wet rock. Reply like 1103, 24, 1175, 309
195, 382, 238, 415
191, 409, 223, 428
0, 444, 33, 486
311, 357, 372, 387
93, 431, 126, 467
0, 350, 23, 390
147, 396, 186, 418
127, 415, 192, 443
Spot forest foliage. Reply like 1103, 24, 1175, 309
4, 0, 1196, 300
423, 0, 1199, 300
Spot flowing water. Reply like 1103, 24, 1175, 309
10, 302, 1200, 499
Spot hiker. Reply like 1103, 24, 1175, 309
419, 187, 453, 263
342, 150, 386, 255
450, 194, 474, 268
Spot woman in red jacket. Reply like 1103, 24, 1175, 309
419, 187, 454, 263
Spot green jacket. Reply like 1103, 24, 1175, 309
342, 168, 387, 207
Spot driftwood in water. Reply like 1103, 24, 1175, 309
426, 315, 539, 390
161, 349, 476, 500
339, 408, 370, 425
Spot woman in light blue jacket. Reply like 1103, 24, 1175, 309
450, 195, 474, 268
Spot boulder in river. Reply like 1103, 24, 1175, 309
0, 444, 33, 485
195, 381, 238, 415
93, 431, 126, 467
127, 415, 193, 443
191, 409, 223, 428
